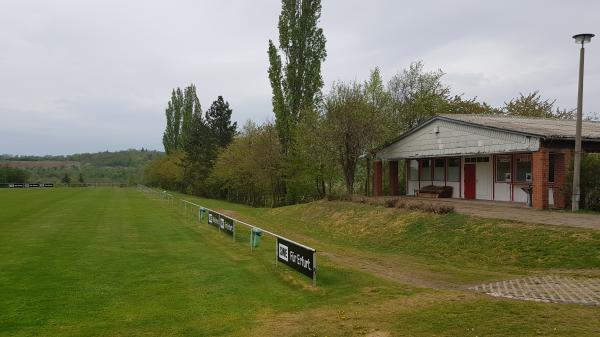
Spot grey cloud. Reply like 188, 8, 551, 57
0, 0, 598, 155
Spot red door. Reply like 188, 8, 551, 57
464, 164, 476, 199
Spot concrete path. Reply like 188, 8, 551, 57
402, 197, 600, 230
470, 276, 600, 306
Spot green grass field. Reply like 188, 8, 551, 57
1, 188, 599, 336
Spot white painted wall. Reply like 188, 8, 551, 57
377, 119, 540, 160
475, 160, 492, 200
513, 186, 528, 203
494, 183, 511, 201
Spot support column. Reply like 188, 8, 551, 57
373, 160, 383, 197
532, 149, 549, 209
389, 161, 399, 196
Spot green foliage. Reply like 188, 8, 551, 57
268, 0, 327, 151
209, 121, 284, 206
0, 167, 29, 183
387, 61, 451, 130
503, 91, 574, 119
324, 81, 381, 195
61, 172, 71, 184
144, 152, 185, 191
581, 153, 600, 210
162, 85, 200, 154
181, 111, 214, 195
0, 150, 159, 184
205, 96, 237, 148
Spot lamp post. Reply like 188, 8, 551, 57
571, 33, 594, 211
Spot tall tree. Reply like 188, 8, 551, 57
503, 91, 574, 119
268, 0, 327, 151
181, 84, 202, 148
325, 81, 381, 196
387, 61, 450, 130
162, 88, 184, 154
182, 110, 214, 194
205, 96, 237, 148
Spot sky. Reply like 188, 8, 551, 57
1, 0, 598, 155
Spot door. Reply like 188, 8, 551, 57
464, 164, 476, 199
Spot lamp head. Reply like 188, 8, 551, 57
573, 33, 594, 45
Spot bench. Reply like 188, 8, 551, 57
417, 185, 453, 198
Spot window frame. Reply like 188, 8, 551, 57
446, 157, 460, 182
514, 154, 532, 183
420, 158, 432, 181
433, 158, 445, 181
495, 155, 512, 183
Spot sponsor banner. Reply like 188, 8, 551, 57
219, 214, 234, 236
11, 183, 24, 188
27, 183, 40, 187
43, 183, 54, 187
208, 210, 220, 228
277, 237, 315, 279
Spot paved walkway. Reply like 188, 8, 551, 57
470, 276, 600, 306
398, 197, 600, 230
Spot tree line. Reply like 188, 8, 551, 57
145, 84, 237, 195
145, 0, 599, 209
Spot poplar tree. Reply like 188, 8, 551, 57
162, 88, 184, 154
268, 0, 327, 152
162, 85, 200, 154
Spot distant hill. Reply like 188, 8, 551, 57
0, 149, 163, 184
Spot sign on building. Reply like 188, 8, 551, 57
277, 237, 316, 280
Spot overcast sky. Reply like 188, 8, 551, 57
1, 0, 598, 155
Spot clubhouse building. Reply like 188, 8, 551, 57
374, 114, 600, 209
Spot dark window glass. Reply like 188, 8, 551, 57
496, 156, 512, 182
515, 155, 532, 182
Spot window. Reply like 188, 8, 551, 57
408, 160, 419, 181
515, 154, 532, 182
420, 159, 432, 180
434, 158, 445, 181
496, 155, 512, 182
447, 158, 460, 182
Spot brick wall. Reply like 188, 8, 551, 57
532, 149, 549, 209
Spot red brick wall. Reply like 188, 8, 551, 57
532, 149, 549, 209
374, 160, 383, 197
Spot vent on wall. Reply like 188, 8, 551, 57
433, 126, 440, 134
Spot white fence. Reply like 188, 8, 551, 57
137, 185, 317, 286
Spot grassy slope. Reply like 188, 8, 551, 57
1, 188, 599, 336
179, 195, 600, 274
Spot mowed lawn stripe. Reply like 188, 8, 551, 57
0, 188, 400, 337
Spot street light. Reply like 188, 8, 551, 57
571, 33, 594, 211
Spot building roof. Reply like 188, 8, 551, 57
437, 114, 600, 140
